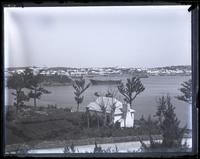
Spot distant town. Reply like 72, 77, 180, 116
5, 65, 191, 78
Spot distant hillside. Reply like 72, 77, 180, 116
5, 65, 191, 78
152, 65, 191, 70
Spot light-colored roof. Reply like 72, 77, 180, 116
87, 97, 135, 115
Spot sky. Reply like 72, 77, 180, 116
4, 6, 191, 68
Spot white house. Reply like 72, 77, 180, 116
86, 96, 135, 128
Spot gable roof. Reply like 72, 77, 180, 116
86, 97, 135, 115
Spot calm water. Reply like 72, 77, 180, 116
5, 76, 192, 128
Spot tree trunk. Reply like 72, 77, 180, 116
129, 101, 132, 108
97, 117, 99, 128
77, 103, 79, 112
95, 112, 99, 129
124, 114, 126, 128
34, 98, 37, 107
16, 90, 19, 115
34, 88, 37, 107
110, 111, 114, 126
87, 114, 90, 128
103, 113, 107, 127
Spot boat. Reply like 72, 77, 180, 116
90, 79, 122, 85
136, 74, 149, 78
43, 82, 72, 87
86, 75, 95, 78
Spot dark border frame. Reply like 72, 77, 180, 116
0, 1, 199, 158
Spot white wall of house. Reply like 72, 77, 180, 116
114, 111, 135, 128
87, 96, 135, 128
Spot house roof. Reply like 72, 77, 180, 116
86, 97, 135, 115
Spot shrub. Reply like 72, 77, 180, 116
6, 109, 16, 121
139, 95, 188, 152
93, 142, 103, 153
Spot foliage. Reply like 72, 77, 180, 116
118, 77, 145, 127
176, 79, 192, 104
13, 144, 30, 155
63, 143, 76, 153
93, 141, 103, 153
24, 68, 51, 107
118, 77, 145, 107
93, 142, 119, 153
107, 89, 118, 126
139, 95, 187, 152
73, 77, 90, 112
154, 96, 166, 125
6, 107, 16, 121
93, 89, 118, 127
81, 112, 105, 129
97, 97, 108, 127
161, 96, 187, 148
138, 115, 159, 136
7, 72, 29, 113
62, 142, 120, 153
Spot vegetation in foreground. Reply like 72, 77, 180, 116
5, 104, 161, 145
138, 95, 189, 152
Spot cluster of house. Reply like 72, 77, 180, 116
5, 67, 122, 77
5, 66, 191, 78
146, 67, 191, 76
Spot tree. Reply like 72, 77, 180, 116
73, 78, 90, 112
138, 115, 158, 136
161, 96, 187, 148
94, 110, 100, 129
154, 96, 167, 126
139, 95, 187, 152
109, 99, 117, 126
94, 89, 118, 127
176, 79, 192, 104
85, 107, 90, 128
105, 89, 117, 126
118, 77, 145, 108
97, 97, 108, 127
7, 72, 29, 114
24, 68, 51, 107
118, 77, 145, 128
138, 115, 159, 151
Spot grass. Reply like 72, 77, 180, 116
5, 105, 161, 148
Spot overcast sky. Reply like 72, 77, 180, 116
4, 6, 191, 68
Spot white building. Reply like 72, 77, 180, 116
86, 97, 135, 128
